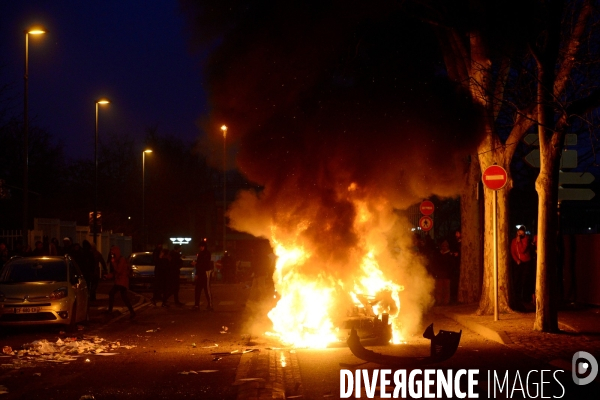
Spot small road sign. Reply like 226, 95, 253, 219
559, 172, 595, 185
419, 216, 433, 232
482, 165, 508, 190
558, 188, 595, 201
524, 149, 577, 169
419, 200, 435, 215
523, 133, 577, 146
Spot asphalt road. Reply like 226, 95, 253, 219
0, 282, 254, 399
1, 282, 598, 399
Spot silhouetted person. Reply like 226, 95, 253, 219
60, 237, 73, 256
153, 248, 170, 306
164, 245, 184, 306
82, 240, 99, 301
510, 226, 533, 308
194, 240, 213, 311
31, 240, 46, 256
0, 242, 9, 269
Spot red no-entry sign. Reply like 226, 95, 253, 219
482, 165, 508, 190
419, 200, 435, 215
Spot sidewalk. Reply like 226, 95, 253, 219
435, 303, 600, 370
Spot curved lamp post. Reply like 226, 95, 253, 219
93, 99, 110, 245
23, 27, 45, 247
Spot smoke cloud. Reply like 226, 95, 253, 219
182, 0, 483, 337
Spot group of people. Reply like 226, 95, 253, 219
419, 230, 462, 305
147, 240, 214, 312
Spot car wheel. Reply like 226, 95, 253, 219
66, 302, 78, 332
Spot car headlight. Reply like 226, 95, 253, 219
49, 287, 68, 300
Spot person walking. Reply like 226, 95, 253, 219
107, 245, 136, 319
510, 226, 533, 309
194, 240, 213, 311
152, 248, 170, 306
81, 240, 99, 301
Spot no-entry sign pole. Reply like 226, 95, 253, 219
482, 165, 508, 322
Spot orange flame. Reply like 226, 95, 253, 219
265, 192, 406, 348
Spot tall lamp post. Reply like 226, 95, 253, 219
94, 99, 110, 245
221, 125, 227, 254
142, 149, 152, 247
23, 27, 45, 248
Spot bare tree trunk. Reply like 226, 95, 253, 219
476, 131, 513, 315
533, 63, 561, 332
458, 156, 482, 303
533, 170, 559, 332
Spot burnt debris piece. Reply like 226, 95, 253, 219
346, 323, 461, 367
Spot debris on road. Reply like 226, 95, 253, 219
33, 372, 41, 377
79, 395, 95, 400
179, 370, 218, 374
346, 323, 461, 367
202, 344, 218, 349
243, 349, 259, 354
211, 350, 240, 356
0, 336, 136, 369
212, 357, 222, 362
178, 370, 198, 375
146, 328, 161, 333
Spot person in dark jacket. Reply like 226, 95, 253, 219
31, 241, 47, 256
152, 248, 170, 306
194, 240, 213, 311
81, 240, 99, 301
164, 245, 184, 306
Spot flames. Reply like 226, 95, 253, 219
264, 197, 407, 348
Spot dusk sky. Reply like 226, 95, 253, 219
1, 0, 207, 160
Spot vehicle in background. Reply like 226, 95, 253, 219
129, 252, 155, 285
0, 256, 89, 330
180, 255, 196, 283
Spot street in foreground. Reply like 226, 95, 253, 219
1, 282, 598, 399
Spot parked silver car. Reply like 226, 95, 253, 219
0, 256, 89, 329
129, 252, 155, 283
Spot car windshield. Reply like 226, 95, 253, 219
0, 260, 67, 283
130, 253, 154, 265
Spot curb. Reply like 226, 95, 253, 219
439, 311, 581, 346
441, 312, 512, 345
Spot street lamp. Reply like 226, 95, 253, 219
221, 125, 227, 254
23, 27, 45, 248
142, 149, 152, 247
94, 99, 110, 245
